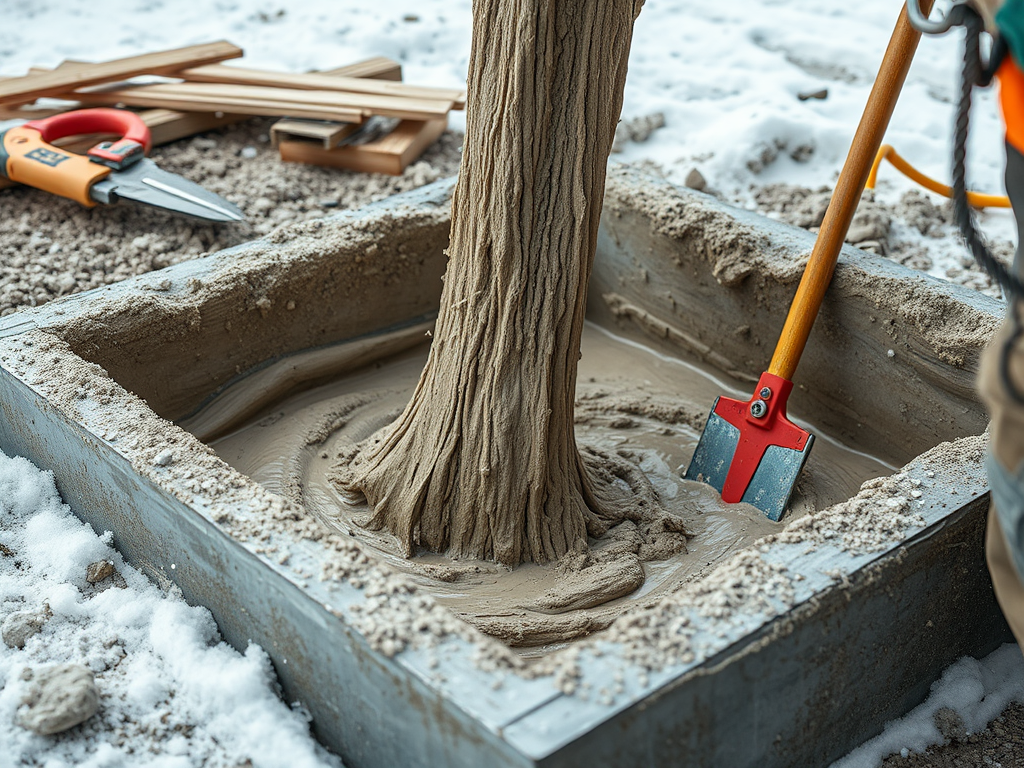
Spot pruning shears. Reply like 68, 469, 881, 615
0, 108, 243, 222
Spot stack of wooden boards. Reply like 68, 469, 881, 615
0, 41, 465, 177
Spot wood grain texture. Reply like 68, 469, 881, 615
0, 104, 68, 120
768, 1, 932, 381
341, 0, 644, 565
176, 64, 466, 108
68, 86, 364, 123
137, 108, 245, 144
70, 81, 449, 121
319, 57, 403, 81
0, 41, 242, 105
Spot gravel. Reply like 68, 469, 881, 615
0, 117, 463, 318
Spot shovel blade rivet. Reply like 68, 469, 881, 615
759, 386, 772, 399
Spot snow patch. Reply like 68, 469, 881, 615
0, 449, 341, 767
831, 644, 1024, 768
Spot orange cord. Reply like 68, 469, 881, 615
865, 143, 1010, 208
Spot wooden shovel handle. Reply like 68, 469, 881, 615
768, 1, 933, 381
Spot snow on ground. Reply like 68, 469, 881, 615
1, 1, 1023, 766
619, 0, 1018, 290
621, 1, 1007, 200
0, 449, 342, 767
832, 644, 1024, 768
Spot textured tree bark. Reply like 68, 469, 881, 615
341, 0, 644, 566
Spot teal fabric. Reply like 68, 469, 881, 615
987, 451, 1024, 583
998, 0, 1024, 65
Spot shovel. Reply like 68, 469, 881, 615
684, 2, 932, 521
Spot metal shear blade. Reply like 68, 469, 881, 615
90, 158, 244, 222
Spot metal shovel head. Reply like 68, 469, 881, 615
683, 373, 814, 522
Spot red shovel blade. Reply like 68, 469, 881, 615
684, 372, 813, 521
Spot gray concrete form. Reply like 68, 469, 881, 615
0, 168, 1011, 767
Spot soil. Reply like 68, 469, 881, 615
881, 702, 1024, 767
0, 118, 1017, 764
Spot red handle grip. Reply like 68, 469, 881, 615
23, 108, 152, 154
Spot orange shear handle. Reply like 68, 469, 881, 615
0, 108, 151, 208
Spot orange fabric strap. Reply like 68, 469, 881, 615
1000, 56, 1024, 155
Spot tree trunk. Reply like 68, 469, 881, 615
341, 0, 643, 566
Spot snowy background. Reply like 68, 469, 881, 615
4, 0, 1016, 280
1, 0, 1022, 766
2, 0, 1014, 216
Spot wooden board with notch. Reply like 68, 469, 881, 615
273, 65, 452, 175
269, 62, 402, 149
278, 117, 448, 176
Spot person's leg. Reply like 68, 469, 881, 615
980, 314, 1024, 648
987, 505, 1024, 645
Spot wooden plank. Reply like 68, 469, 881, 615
174, 64, 466, 108
136, 108, 246, 145
155, 82, 452, 118
70, 82, 449, 121
0, 41, 243, 105
0, 103, 243, 140
69, 86, 365, 123
0, 104, 68, 120
6, 55, 404, 117
279, 117, 447, 176
13, 55, 404, 127
43, 55, 402, 82
320, 57, 402, 81
270, 119, 359, 149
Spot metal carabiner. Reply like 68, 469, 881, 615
907, 0, 970, 35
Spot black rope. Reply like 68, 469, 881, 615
950, 6, 1024, 403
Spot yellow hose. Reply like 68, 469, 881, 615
866, 143, 1010, 209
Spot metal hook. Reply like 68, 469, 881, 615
907, 0, 969, 35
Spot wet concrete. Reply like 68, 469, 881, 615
200, 320, 890, 649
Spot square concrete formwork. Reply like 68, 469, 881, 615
0, 167, 1011, 767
